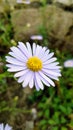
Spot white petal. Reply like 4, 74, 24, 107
41, 52, 54, 62
32, 43, 36, 56
22, 71, 33, 87
44, 57, 57, 64
43, 64, 61, 69
45, 73, 59, 81
18, 42, 30, 57
17, 70, 29, 83
5, 124, 12, 130
34, 46, 46, 60
7, 65, 26, 72
29, 73, 34, 88
35, 72, 44, 90
34, 79, 40, 91
43, 61, 59, 66
9, 52, 27, 62
64, 59, 73, 67
42, 68, 61, 77
6, 63, 26, 68
44, 49, 50, 55
48, 69, 61, 73
39, 73, 50, 87
34, 73, 40, 91
0, 123, 3, 130
42, 69, 60, 80
41, 49, 50, 60
6, 56, 26, 66
39, 47, 47, 59
10, 46, 27, 61
26, 42, 32, 57
40, 76, 50, 87
34, 45, 42, 56
14, 69, 28, 77
39, 71, 55, 87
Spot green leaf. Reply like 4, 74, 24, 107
68, 120, 73, 128
39, 120, 47, 126
44, 109, 50, 118
52, 126, 58, 130
59, 105, 67, 114
60, 116, 67, 124
61, 127, 67, 130
48, 119, 56, 125
52, 112, 60, 124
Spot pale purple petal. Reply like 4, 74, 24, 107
32, 43, 36, 56
34, 45, 42, 56
0, 123, 3, 130
14, 69, 28, 77
9, 52, 27, 62
38, 71, 55, 87
34, 79, 40, 91
45, 73, 59, 81
42, 68, 61, 77
35, 72, 44, 90
41, 52, 54, 62
31, 35, 43, 40
6, 56, 26, 66
18, 42, 30, 58
6, 64, 26, 68
29, 73, 34, 88
38, 72, 50, 87
22, 71, 33, 87
43, 64, 61, 69
64, 59, 73, 67
34, 73, 41, 91
44, 48, 50, 55
10, 46, 27, 61
7, 65, 26, 72
43, 61, 59, 66
43, 57, 57, 64
38, 47, 47, 59
17, 70, 29, 83
26, 42, 32, 57
5, 124, 12, 130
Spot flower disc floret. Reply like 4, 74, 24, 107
27, 56, 42, 71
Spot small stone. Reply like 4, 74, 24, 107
53, 0, 73, 6
25, 121, 34, 130
31, 108, 37, 120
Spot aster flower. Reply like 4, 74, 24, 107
17, 0, 30, 4
0, 123, 12, 130
30, 35, 43, 41
6, 42, 61, 91
16, 0, 22, 3
64, 59, 73, 67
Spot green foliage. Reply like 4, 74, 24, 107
0, 14, 13, 48
0, 3, 73, 130
40, 0, 47, 6
27, 52, 73, 130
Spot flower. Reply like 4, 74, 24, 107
16, 0, 30, 4
16, 0, 22, 3
26, 23, 31, 28
64, 59, 73, 67
6, 42, 61, 91
0, 123, 12, 130
30, 35, 43, 40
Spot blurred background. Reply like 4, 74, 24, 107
0, 0, 73, 130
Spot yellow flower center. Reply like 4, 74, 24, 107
26, 56, 42, 71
